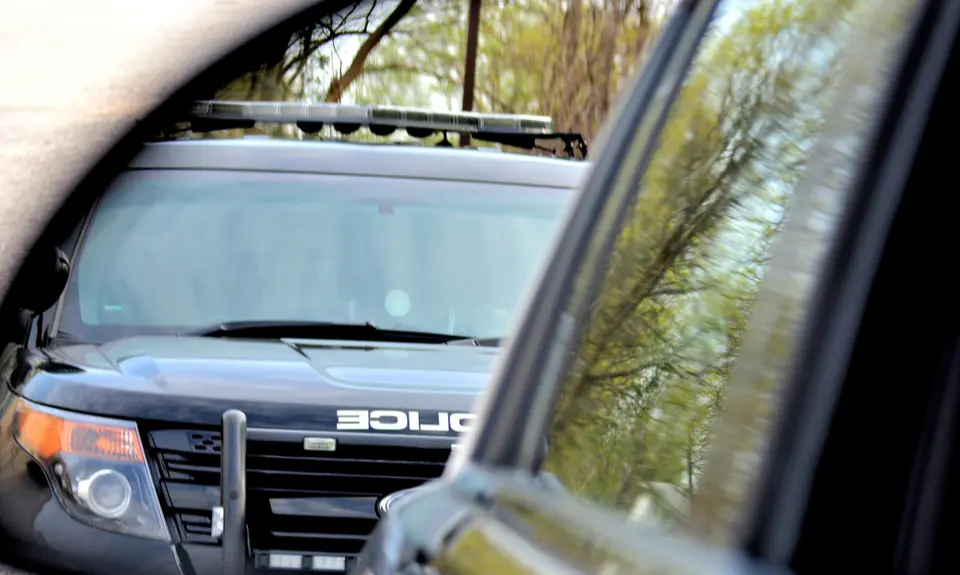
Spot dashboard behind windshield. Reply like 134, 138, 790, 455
56, 169, 574, 343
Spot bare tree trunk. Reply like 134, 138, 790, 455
589, 0, 622, 137
634, 1, 653, 60
325, 0, 418, 103
555, 0, 584, 132
459, 0, 482, 147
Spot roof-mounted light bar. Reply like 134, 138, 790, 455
188, 100, 555, 136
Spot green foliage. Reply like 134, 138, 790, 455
352, 0, 673, 139
541, 0, 857, 527
210, 0, 675, 144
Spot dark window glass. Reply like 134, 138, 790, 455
539, 0, 919, 545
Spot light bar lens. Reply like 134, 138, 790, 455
189, 100, 554, 135
268, 554, 302, 569
259, 553, 347, 572
312, 556, 347, 571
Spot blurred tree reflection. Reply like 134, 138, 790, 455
541, 0, 861, 528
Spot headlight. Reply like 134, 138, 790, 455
12, 399, 169, 541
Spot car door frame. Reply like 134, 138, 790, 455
742, 0, 960, 567
417, 0, 960, 573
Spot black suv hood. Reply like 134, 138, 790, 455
19, 336, 496, 431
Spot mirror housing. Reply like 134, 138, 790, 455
14, 246, 70, 315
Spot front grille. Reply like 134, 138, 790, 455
147, 428, 449, 556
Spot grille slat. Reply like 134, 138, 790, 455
164, 457, 440, 483
271, 532, 369, 541
148, 428, 449, 554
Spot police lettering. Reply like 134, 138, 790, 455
337, 409, 474, 432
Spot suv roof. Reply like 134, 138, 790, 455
131, 139, 590, 188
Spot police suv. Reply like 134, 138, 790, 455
0, 102, 587, 574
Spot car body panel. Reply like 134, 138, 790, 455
16, 337, 488, 429
129, 139, 590, 189
0, 75, 587, 575
359, 468, 790, 575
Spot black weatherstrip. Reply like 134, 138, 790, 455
742, 0, 960, 566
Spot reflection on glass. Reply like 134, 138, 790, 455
540, 0, 918, 546
58, 171, 572, 342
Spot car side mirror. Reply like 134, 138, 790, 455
15, 246, 70, 315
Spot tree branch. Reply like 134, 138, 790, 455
325, 0, 418, 102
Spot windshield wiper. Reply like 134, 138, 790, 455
182, 320, 474, 345
446, 336, 503, 347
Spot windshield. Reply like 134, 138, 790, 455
57, 169, 574, 343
